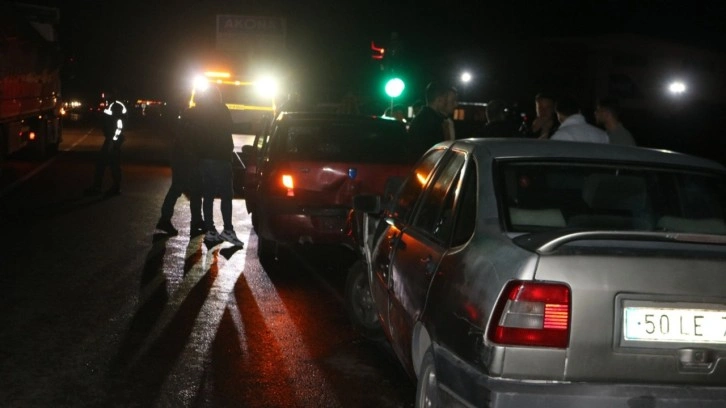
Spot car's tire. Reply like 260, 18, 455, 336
344, 259, 384, 341
415, 347, 440, 408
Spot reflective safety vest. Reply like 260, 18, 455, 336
104, 100, 127, 141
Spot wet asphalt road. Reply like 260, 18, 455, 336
0, 116, 415, 407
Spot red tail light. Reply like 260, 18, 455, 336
267, 168, 295, 197
488, 281, 570, 348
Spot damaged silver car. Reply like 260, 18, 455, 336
352, 138, 726, 407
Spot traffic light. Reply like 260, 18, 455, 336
385, 77, 405, 98
371, 41, 385, 60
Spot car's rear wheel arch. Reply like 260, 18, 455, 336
412, 321, 432, 379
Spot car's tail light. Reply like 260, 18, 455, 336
267, 169, 295, 197
488, 280, 570, 348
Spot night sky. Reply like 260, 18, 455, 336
23, 0, 726, 107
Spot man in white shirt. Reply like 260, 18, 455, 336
551, 95, 609, 144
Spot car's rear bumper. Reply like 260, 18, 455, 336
434, 345, 726, 408
257, 198, 352, 245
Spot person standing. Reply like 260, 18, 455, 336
595, 97, 636, 146
407, 81, 458, 159
551, 95, 609, 143
520, 92, 560, 139
85, 97, 127, 197
155, 110, 205, 236
480, 99, 518, 138
190, 85, 243, 247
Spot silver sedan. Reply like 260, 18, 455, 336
353, 138, 726, 407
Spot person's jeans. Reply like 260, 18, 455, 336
200, 159, 234, 231
160, 155, 202, 224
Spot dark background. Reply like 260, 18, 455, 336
28, 0, 726, 102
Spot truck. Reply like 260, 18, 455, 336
0, 2, 63, 161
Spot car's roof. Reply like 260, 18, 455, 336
451, 138, 725, 171
276, 111, 394, 123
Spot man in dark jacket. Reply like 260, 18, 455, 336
407, 81, 457, 160
155, 111, 205, 236
189, 85, 243, 247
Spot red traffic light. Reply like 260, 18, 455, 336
371, 41, 385, 60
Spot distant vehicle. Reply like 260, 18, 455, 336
0, 2, 62, 160
245, 112, 416, 263
352, 138, 726, 407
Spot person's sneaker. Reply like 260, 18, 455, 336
156, 219, 178, 235
204, 229, 223, 244
220, 229, 244, 247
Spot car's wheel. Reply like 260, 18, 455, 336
344, 259, 384, 340
415, 348, 440, 408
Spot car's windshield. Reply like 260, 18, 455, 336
500, 161, 726, 235
276, 119, 410, 163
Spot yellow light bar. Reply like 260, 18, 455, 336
204, 71, 231, 79
226, 103, 274, 111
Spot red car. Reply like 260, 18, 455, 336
244, 112, 416, 262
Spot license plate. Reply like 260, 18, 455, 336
624, 307, 726, 344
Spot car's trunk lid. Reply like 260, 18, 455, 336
530, 232, 726, 384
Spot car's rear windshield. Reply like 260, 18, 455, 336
274, 119, 411, 163
499, 161, 726, 235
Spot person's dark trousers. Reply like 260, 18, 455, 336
200, 159, 234, 232
160, 157, 203, 224
92, 138, 122, 191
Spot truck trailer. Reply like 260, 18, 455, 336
0, 2, 63, 161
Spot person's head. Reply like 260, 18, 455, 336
534, 92, 556, 119
555, 95, 580, 122
485, 99, 507, 123
425, 81, 458, 116
196, 85, 223, 107
594, 96, 621, 126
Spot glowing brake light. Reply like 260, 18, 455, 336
282, 174, 294, 189
488, 281, 570, 348
281, 174, 295, 196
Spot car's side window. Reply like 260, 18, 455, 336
413, 152, 466, 243
451, 161, 477, 246
391, 149, 446, 223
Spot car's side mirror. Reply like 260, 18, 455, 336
353, 194, 381, 214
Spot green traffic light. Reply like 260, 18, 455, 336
385, 78, 405, 98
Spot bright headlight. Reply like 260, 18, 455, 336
193, 75, 210, 92
255, 77, 279, 99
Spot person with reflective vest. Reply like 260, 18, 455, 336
85, 99, 127, 196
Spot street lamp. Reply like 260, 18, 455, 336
668, 80, 687, 95
460, 71, 472, 100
